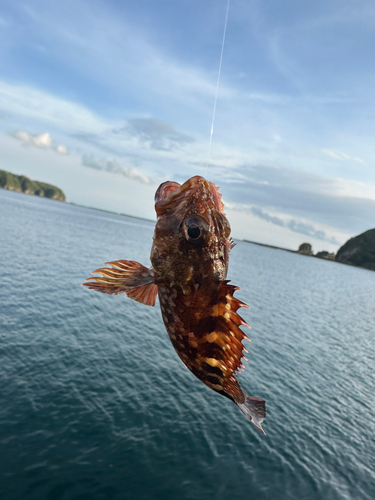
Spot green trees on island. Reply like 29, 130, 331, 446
336, 229, 375, 271
0, 169, 65, 202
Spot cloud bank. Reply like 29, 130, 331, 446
114, 118, 195, 151
218, 163, 375, 237
81, 155, 151, 184
228, 203, 340, 245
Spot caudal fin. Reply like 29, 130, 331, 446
236, 396, 266, 435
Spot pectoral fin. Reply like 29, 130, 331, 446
83, 260, 158, 306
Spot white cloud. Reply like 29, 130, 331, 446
55, 145, 68, 154
32, 132, 52, 147
11, 129, 69, 154
322, 149, 365, 164
81, 154, 152, 184
12, 130, 52, 147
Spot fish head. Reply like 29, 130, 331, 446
151, 175, 232, 290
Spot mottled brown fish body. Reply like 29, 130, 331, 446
83, 176, 266, 434
158, 281, 247, 400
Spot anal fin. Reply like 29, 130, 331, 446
83, 260, 158, 306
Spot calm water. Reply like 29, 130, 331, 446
1, 188, 374, 500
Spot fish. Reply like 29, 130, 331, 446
83, 175, 266, 434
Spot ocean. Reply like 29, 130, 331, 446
1, 188, 374, 500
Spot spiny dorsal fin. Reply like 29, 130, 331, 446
216, 281, 250, 374
208, 181, 225, 215
196, 281, 250, 382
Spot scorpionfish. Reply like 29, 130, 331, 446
83, 175, 266, 434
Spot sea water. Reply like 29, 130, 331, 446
1, 189, 374, 500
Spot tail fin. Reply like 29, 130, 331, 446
236, 396, 266, 435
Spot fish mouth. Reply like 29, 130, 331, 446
155, 176, 225, 217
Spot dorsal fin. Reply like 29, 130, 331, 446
209, 181, 225, 215
215, 281, 250, 374
195, 281, 250, 382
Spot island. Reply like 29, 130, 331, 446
245, 234, 374, 272
297, 243, 335, 260
336, 228, 375, 271
0, 169, 65, 202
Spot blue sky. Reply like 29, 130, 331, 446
1, 0, 374, 252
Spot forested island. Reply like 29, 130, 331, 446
335, 229, 375, 271
0, 169, 65, 201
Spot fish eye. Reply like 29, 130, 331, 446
183, 215, 209, 246
187, 223, 201, 240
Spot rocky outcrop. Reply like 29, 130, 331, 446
316, 250, 329, 259
316, 251, 335, 260
298, 243, 313, 256
336, 229, 375, 271
0, 169, 65, 201
297, 243, 335, 260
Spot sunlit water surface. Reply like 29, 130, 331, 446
1, 189, 374, 500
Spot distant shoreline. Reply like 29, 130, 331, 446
3, 187, 374, 272
243, 239, 296, 253
0, 188, 331, 256
243, 239, 339, 261
69, 202, 155, 224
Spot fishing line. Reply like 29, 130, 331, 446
205, 0, 230, 174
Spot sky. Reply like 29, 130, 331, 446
1, 0, 375, 252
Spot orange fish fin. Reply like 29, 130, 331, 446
126, 282, 158, 306
82, 260, 158, 306
208, 181, 225, 215
216, 281, 250, 374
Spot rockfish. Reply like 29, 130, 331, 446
83, 176, 266, 434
